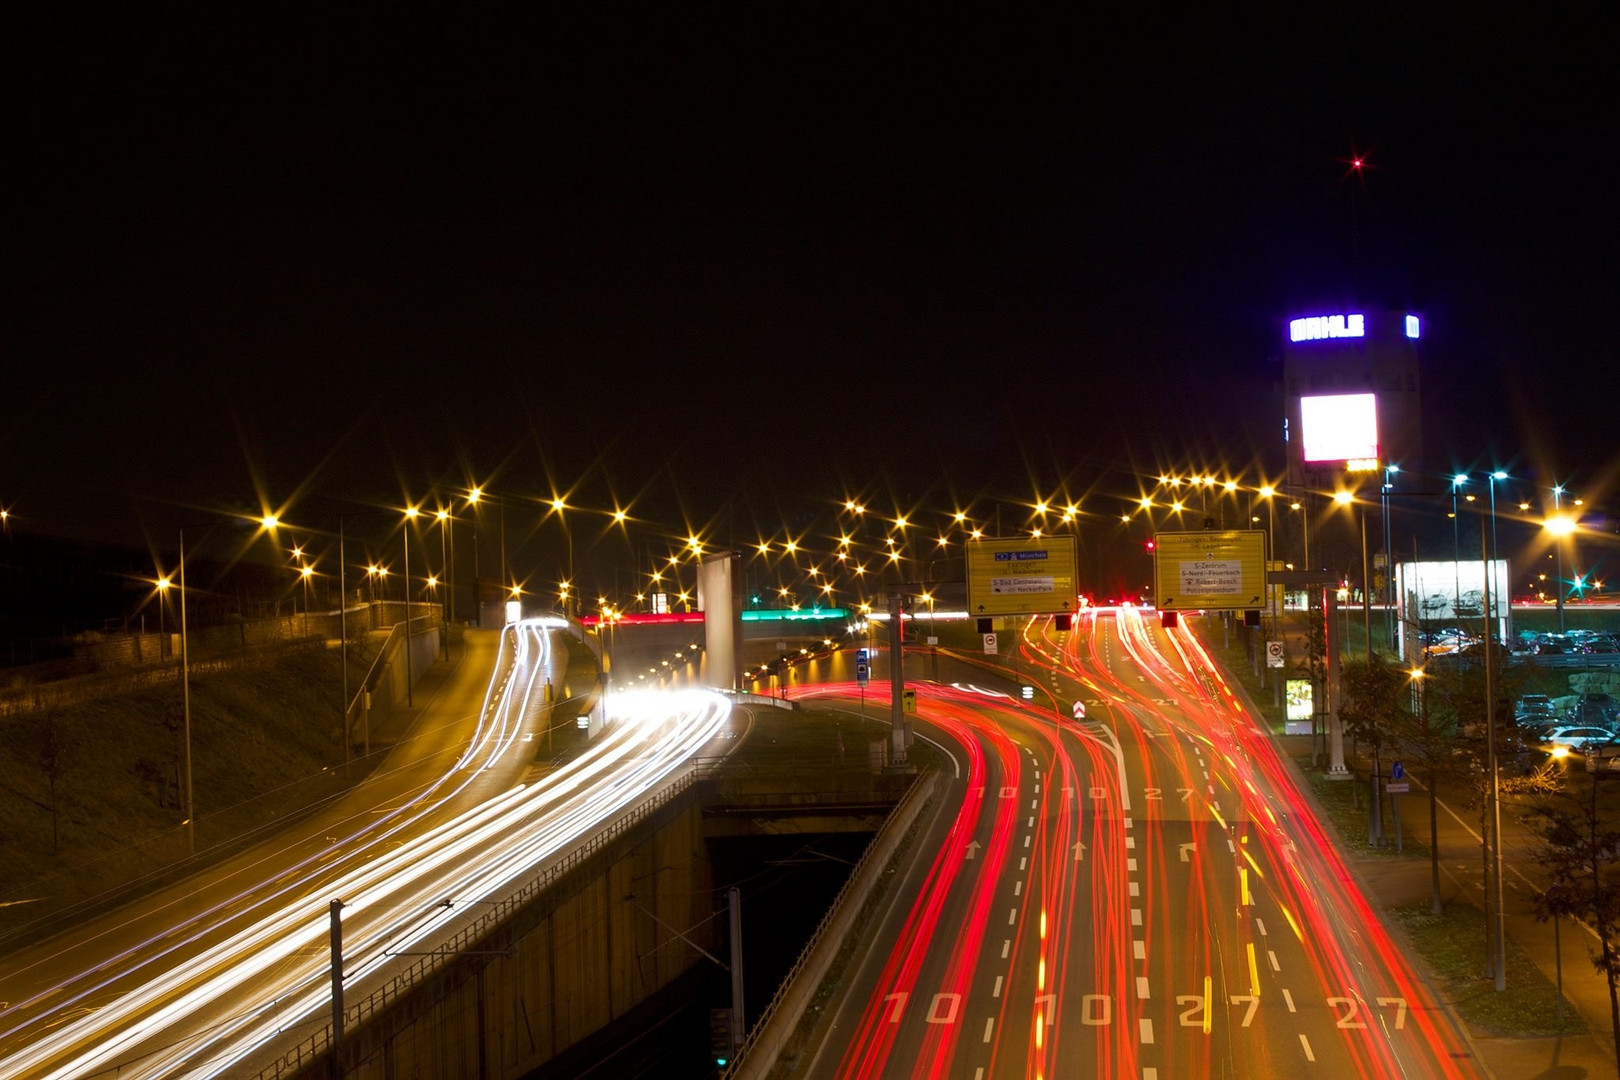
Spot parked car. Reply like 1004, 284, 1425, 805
1575, 693, 1619, 725
1589, 736, 1620, 775
1517, 693, 1554, 718
1539, 726, 1618, 753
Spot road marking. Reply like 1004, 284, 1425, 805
1014, 881, 1023, 896
1282, 987, 1297, 1013
1246, 942, 1261, 994
1144, 1070, 1158, 1080
1020, 856, 1027, 871
1128, 857, 1138, 871
975, 1070, 985, 1080
1124, 815, 1133, 829
1027, 816, 1035, 827
1002, 939, 1011, 959
1139, 1017, 1155, 1044
1203, 769, 1210, 779
1136, 975, 1151, 999
993, 975, 1004, 998
1299, 1033, 1315, 1061
1024, 835, 1031, 848
1125, 836, 1137, 849
983, 1017, 994, 1043
1009, 908, 1018, 925
1030, 799, 1038, 809
1131, 908, 1143, 927
1227, 839, 1237, 853
1207, 784, 1216, 795
1269, 949, 1281, 972
1255, 917, 1268, 936
1034, 783, 1041, 793
1129, 881, 1140, 897
1133, 939, 1146, 960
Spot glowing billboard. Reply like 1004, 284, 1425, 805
1395, 560, 1510, 623
1290, 313, 1364, 342
1300, 393, 1378, 463
1394, 558, 1511, 662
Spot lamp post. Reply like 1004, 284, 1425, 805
1480, 515, 1506, 991
1382, 464, 1399, 647
1451, 474, 1467, 628
1553, 484, 1567, 634
403, 506, 418, 709
299, 564, 314, 639
549, 497, 574, 618
177, 518, 241, 855
1332, 489, 1372, 662
435, 508, 453, 629
156, 576, 171, 660
1290, 498, 1311, 570
179, 527, 194, 855
1545, 511, 1578, 637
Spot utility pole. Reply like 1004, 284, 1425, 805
728, 887, 745, 1057
329, 899, 344, 1078
888, 591, 908, 768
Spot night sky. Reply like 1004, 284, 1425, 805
7, 8, 1615, 559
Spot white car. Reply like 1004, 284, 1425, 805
1539, 726, 1616, 753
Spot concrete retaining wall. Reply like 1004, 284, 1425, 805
313, 785, 714, 1079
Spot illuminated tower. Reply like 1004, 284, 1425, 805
1283, 308, 1422, 490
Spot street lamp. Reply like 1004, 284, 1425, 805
1332, 489, 1372, 661
402, 506, 419, 708
435, 508, 453, 631
1553, 484, 1569, 634
1451, 474, 1468, 627
1546, 510, 1578, 635
548, 497, 574, 616
155, 576, 172, 660
299, 563, 314, 639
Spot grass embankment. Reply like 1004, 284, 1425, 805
1306, 771, 1429, 859
0, 642, 376, 939
1395, 904, 1587, 1037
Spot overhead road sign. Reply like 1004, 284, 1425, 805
1153, 529, 1267, 611
965, 536, 1080, 617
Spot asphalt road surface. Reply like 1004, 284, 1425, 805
789, 608, 1482, 1079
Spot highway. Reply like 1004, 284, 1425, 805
0, 618, 734, 1080
788, 608, 1482, 1079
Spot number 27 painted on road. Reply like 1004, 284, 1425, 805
881, 991, 1408, 1031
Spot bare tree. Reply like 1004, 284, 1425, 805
1528, 766, 1620, 1077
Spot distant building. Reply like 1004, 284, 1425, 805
1282, 308, 1422, 491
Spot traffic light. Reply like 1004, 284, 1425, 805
709, 1008, 733, 1067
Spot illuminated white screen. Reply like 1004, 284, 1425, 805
1289, 313, 1364, 342
1405, 315, 1420, 339
1300, 393, 1378, 462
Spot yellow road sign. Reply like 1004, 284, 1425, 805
965, 536, 1079, 617
1153, 529, 1268, 611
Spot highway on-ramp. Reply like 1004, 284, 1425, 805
0, 619, 735, 1080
